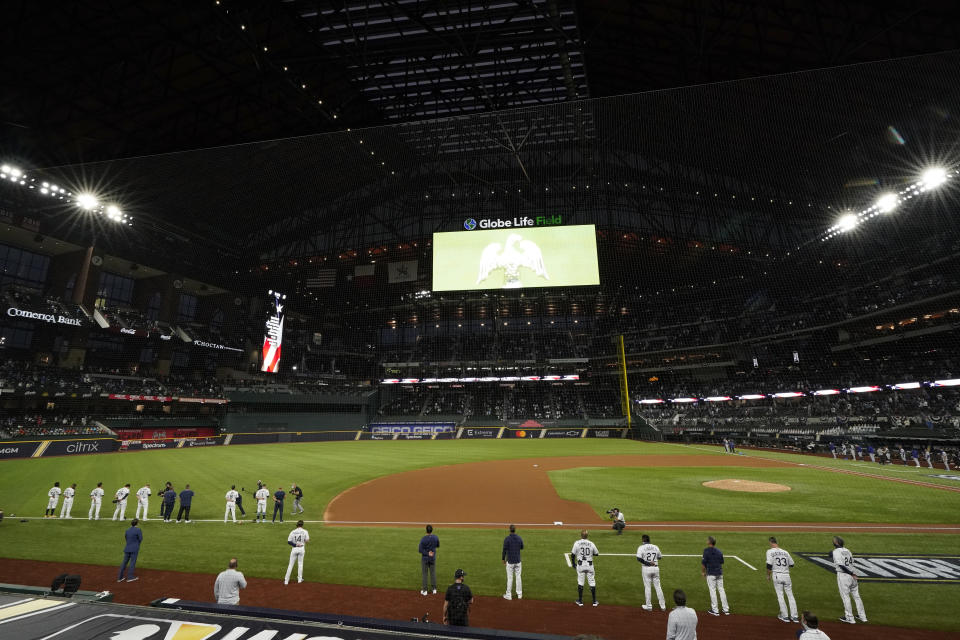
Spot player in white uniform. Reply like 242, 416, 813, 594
765, 536, 798, 622
225, 485, 240, 523
284, 519, 310, 584
831, 536, 867, 624
636, 534, 666, 611
112, 483, 131, 520
59, 483, 77, 518
570, 530, 599, 607
45, 482, 62, 518
942, 450, 951, 471
134, 484, 151, 521
255, 484, 270, 523
89, 482, 105, 520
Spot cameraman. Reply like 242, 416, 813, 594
607, 508, 625, 535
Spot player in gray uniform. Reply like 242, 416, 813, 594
134, 484, 151, 521
45, 482, 61, 518
831, 536, 867, 624
636, 534, 666, 611
225, 486, 240, 523
765, 537, 798, 622
89, 482, 105, 520
570, 530, 599, 607
255, 484, 270, 523
59, 483, 77, 518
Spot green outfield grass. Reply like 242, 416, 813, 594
1, 439, 958, 632
550, 466, 960, 523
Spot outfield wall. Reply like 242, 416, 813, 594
0, 426, 628, 459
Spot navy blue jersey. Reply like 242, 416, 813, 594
702, 546, 724, 576
502, 533, 524, 563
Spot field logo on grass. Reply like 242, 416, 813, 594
796, 552, 960, 583
41, 615, 220, 639
930, 474, 960, 481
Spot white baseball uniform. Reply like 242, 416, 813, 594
636, 542, 666, 610
89, 486, 105, 519
831, 547, 866, 622
225, 489, 239, 522
285, 526, 310, 584
135, 486, 151, 521
112, 486, 130, 520
59, 486, 75, 518
766, 546, 798, 620
925, 450, 934, 469
943, 451, 950, 470
572, 539, 599, 587
255, 487, 269, 521
46, 485, 62, 513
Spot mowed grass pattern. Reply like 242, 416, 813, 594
0, 439, 958, 632
550, 466, 960, 523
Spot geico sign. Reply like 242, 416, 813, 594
7, 307, 82, 326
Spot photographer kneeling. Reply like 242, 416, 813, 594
607, 508, 625, 535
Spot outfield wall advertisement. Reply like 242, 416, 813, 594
432, 224, 600, 291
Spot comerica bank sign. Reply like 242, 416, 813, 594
464, 215, 563, 230
7, 307, 82, 326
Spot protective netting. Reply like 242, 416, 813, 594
1, 51, 958, 452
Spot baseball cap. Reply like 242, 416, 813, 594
454, 568, 466, 578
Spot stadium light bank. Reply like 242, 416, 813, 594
0, 163, 133, 226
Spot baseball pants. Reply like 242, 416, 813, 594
162, 502, 175, 520
225, 503, 236, 522
285, 547, 305, 584
293, 498, 303, 513
505, 561, 522, 598
46, 498, 58, 515
135, 500, 149, 521
176, 505, 191, 521
576, 564, 596, 587
706, 575, 729, 613
927, 458, 934, 469
869, 453, 876, 463
59, 498, 74, 519
772, 573, 798, 620
641, 566, 665, 609
256, 500, 267, 520
944, 459, 951, 471
112, 499, 127, 521
837, 574, 866, 621
89, 500, 101, 520
118, 551, 138, 581
421, 557, 436, 591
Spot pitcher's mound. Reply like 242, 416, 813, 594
703, 479, 791, 493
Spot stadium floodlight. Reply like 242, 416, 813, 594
893, 382, 921, 390
921, 167, 948, 188
875, 193, 898, 213
738, 394, 766, 400
76, 193, 99, 210
848, 386, 880, 393
812, 389, 840, 396
837, 213, 859, 231
638, 399, 664, 404
670, 397, 698, 403
772, 392, 803, 398
704, 396, 732, 402
106, 205, 123, 221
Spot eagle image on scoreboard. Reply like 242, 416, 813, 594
432, 224, 600, 291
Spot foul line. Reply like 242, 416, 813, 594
561, 553, 757, 571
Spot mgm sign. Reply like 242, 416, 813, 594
797, 553, 960, 583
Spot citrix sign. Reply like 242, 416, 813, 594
464, 215, 562, 230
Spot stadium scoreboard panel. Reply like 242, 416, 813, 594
432, 224, 600, 291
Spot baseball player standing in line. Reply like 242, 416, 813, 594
831, 536, 867, 624
502, 524, 523, 600
636, 534, 666, 611
419, 524, 440, 595
284, 519, 309, 584
925, 449, 934, 469
943, 449, 951, 470
867, 445, 876, 464
134, 483, 151, 521
291, 483, 304, 514
255, 483, 270, 523
765, 537, 798, 622
571, 530, 599, 606
176, 484, 194, 523
112, 483, 131, 521
701, 536, 730, 615
225, 485, 239, 523
59, 483, 77, 518
162, 484, 177, 522
45, 482, 61, 518
89, 482, 105, 520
